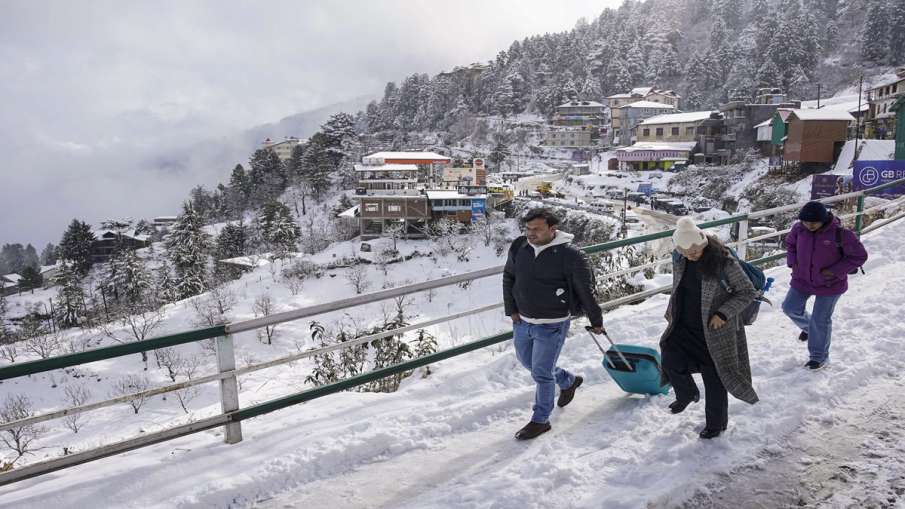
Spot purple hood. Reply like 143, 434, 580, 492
786, 214, 868, 295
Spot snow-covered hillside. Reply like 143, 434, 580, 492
3, 206, 905, 508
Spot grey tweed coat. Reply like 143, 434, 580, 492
659, 253, 760, 404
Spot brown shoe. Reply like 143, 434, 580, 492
557, 376, 583, 407
514, 421, 551, 440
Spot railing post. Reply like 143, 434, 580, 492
736, 218, 749, 261
215, 334, 243, 444
854, 194, 865, 235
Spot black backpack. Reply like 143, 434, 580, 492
835, 228, 865, 275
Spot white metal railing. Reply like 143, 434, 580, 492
2, 184, 905, 486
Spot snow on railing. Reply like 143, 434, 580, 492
2, 177, 905, 486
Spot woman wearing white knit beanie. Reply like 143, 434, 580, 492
658, 216, 759, 439
672, 217, 708, 252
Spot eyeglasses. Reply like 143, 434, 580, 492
677, 244, 706, 257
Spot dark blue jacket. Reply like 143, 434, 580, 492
502, 232, 603, 327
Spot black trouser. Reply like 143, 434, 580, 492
661, 338, 729, 431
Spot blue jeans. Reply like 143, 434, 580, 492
513, 320, 575, 423
782, 287, 842, 363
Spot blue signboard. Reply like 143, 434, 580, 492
471, 198, 486, 222
853, 160, 905, 197
637, 183, 654, 196
811, 174, 853, 200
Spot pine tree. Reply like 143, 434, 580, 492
227, 164, 252, 216
18, 266, 43, 292
22, 244, 39, 271
54, 262, 85, 328
321, 113, 357, 166
756, 59, 782, 88
0, 244, 26, 275
625, 41, 646, 84
605, 59, 633, 93
153, 262, 178, 304
862, 0, 889, 64
488, 141, 511, 170
257, 201, 300, 259
42, 242, 61, 267
886, 0, 905, 65
300, 132, 333, 200
106, 248, 152, 306
248, 148, 286, 207
165, 203, 211, 300
59, 219, 96, 276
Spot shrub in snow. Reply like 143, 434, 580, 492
413, 329, 438, 377
100, 303, 164, 368
253, 294, 278, 344
0, 343, 18, 364
24, 330, 62, 360
345, 264, 371, 295
0, 394, 46, 468
173, 354, 203, 414
281, 260, 323, 296
305, 322, 341, 387
190, 285, 237, 328
62, 383, 91, 434
110, 374, 152, 415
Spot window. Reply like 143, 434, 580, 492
671, 127, 679, 136
686, 126, 695, 136
642, 128, 650, 137
364, 203, 379, 213
656, 128, 664, 137
387, 204, 401, 212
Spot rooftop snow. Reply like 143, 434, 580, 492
616, 141, 698, 152
618, 101, 676, 110
639, 111, 715, 125
754, 119, 772, 128
557, 100, 604, 108
789, 109, 855, 122
338, 205, 359, 218
363, 152, 450, 162
354, 164, 420, 172
425, 190, 486, 200
630, 87, 654, 96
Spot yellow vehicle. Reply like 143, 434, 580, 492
536, 181, 553, 197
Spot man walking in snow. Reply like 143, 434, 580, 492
782, 201, 868, 370
503, 208, 604, 440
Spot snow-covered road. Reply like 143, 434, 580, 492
4, 219, 905, 509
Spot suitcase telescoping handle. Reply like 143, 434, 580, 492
585, 326, 634, 372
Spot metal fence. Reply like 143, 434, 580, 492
1, 177, 904, 486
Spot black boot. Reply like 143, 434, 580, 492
699, 427, 726, 439
799, 331, 808, 342
514, 421, 551, 440
557, 376, 583, 407
669, 393, 700, 414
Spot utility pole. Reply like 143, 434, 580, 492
855, 74, 864, 155
621, 188, 628, 238
817, 84, 822, 109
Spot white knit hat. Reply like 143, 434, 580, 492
672, 217, 707, 250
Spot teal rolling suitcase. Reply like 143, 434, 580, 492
585, 326, 670, 396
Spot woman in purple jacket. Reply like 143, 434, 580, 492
782, 201, 868, 370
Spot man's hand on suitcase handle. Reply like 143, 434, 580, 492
584, 325, 607, 335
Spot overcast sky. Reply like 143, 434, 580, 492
0, 0, 616, 249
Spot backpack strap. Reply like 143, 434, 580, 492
835, 227, 844, 258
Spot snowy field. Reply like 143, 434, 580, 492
2, 214, 905, 508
